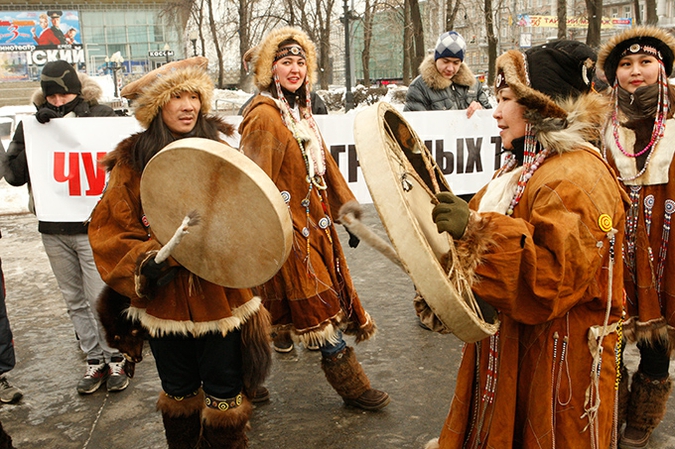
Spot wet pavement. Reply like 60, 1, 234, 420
0, 190, 673, 448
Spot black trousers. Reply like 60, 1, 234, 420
0, 259, 16, 376
637, 338, 671, 379
149, 328, 243, 398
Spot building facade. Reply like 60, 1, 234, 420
0, 1, 188, 84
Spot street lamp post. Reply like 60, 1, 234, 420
163, 43, 171, 64
342, 0, 354, 112
106, 51, 124, 98
189, 31, 198, 57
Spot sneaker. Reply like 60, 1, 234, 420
106, 356, 130, 392
272, 331, 294, 353
77, 359, 109, 394
0, 376, 22, 404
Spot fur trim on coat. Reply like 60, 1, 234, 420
133, 64, 214, 129
418, 54, 476, 90
250, 26, 318, 92
31, 71, 103, 107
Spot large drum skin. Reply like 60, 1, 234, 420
140, 137, 293, 289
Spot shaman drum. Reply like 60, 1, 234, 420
140, 137, 293, 289
353, 102, 499, 343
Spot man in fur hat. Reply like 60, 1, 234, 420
3, 60, 128, 395
88, 57, 272, 449
404, 31, 491, 117
424, 41, 627, 448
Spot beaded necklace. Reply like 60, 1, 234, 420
502, 124, 551, 216
272, 66, 327, 186
605, 62, 669, 182
272, 64, 335, 259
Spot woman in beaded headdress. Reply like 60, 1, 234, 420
424, 40, 627, 448
238, 27, 390, 411
598, 26, 675, 449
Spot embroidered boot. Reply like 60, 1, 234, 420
321, 346, 390, 411
198, 393, 252, 449
620, 371, 673, 449
156, 389, 204, 449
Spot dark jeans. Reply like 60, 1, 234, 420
637, 339, 671, 379
149, 329, 243, 398
0, 259, 16, 376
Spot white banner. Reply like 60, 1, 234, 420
23, 108, 501, 222
24, 116, 142, 222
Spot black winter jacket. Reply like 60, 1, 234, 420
4, 73, 117, 235
403, 55, 491, 112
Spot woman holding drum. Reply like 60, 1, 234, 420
427, 41, 627, 448
88, 59, 272, 448
239, 27, 390, 411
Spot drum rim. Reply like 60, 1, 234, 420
353, 102, 499, 343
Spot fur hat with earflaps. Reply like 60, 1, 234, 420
496, 40, 610, 152
598, 26, 675, 86
121, 57, 213, 129
248, 26, 318, 92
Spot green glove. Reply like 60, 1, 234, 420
432, 191, 470, 239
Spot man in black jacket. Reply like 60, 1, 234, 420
4, 60, 129, 395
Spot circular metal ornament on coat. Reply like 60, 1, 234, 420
353, 102, 499, 343
140, 137, 293, 288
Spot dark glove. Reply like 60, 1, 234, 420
140, 257, 177, 287
345, 226, 360, 248
432, 191, 470, 239
35, 108, 59, 124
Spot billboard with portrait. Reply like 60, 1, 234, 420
0, 10, 83, 82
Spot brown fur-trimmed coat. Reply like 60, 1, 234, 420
239, 95, 375, 347
427, 93, 627, 449
89, 117, 264, 338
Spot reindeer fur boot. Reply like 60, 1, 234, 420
321, 346, 390, 411
157, 389, 204, 449
617, 364, 630, 430
620, 371, 673, 449
198, 393, 252, 449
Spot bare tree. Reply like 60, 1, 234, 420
557, 0, 567, 39
409, 0, 426, 71
403, 0, 412, 83
446, 0, 462, 31
361, 0, 376, 86
633, 0, 642, 25
585, 0, 602, 47
645, 0, 657, 24
484, 0, 497, 85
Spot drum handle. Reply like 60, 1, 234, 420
155, 210, 201, 264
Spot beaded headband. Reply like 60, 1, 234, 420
620, 43, 663, 61
275, 44, 306, 61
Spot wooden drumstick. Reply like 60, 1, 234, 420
339, 211, 405, 271
154, 210, 201, 264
